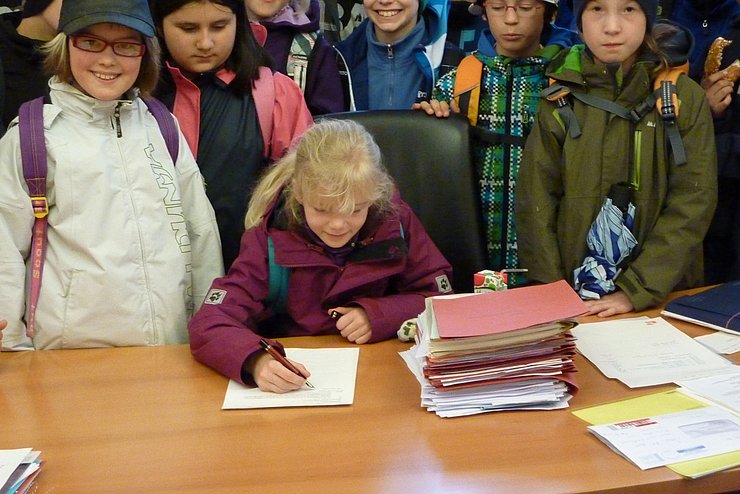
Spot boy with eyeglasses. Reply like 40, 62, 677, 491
414, 0, 576, 286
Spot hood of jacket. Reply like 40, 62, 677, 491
548, 44, 658, 99
261, 0, 320, 33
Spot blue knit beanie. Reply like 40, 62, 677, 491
572, 0, 657, 30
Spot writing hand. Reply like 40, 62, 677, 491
329, 307, 372, 344
248, 352, 311, 393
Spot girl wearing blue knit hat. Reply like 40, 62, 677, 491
516, 0, 717, 316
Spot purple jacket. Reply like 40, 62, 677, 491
188, 191, 453, 382
262, 0, 346, 115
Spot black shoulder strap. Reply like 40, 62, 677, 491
541, 84, 582, 138
657, 80, 686, 165
321, 0, 342, 45
303, 31, 323, 98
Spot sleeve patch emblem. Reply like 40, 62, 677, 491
204, 288, 227, 305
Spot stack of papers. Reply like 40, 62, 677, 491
401, 280, 587, 418
0, 449, 42, 494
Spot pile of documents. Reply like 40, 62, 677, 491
1, 449, 42, 494
401, 280, 588, 418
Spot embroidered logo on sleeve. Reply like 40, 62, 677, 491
435, 275, 452, 293
205, 288, 227, 305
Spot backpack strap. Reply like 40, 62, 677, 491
653, 63, 688, 166
287, 32, 318, 93
253, 66, 275, 159
542, 82, 582, 138
452, 54, 483, 126
266, 236, 290, 314
568, 91, 636, 121
320, 0, 342, 45
18, 96, 48, 338
143, 97, 179, 163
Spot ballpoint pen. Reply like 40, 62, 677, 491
259, 339, 315, 389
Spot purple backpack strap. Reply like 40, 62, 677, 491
18, 96, 48, 338
143, 97, 179, 163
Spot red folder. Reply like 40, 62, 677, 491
432, 280, 588, 338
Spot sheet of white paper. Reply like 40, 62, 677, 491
222, 348, 359, 409
0, 448, 32, 489
696, 331, 740, 355
677, 370, 740, 414
572, 317, 733, 387
588, 406, 740, 469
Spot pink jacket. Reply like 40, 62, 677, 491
188, 192, 453, 383
166, 64, 312, 161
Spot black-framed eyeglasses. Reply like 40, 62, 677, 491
70, 34, 146, 58
485, 1, 544, 17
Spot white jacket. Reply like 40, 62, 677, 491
0, 79, 224, 350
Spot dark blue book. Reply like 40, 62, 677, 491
661, 282, 740, 334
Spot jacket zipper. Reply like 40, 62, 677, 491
114, 101, 158, 343
114, 102, 123, 138
501, 66, 514, 269
387, 44, 395, 107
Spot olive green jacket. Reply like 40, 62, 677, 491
516, 46, 717, 310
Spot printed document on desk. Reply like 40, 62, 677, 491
677, 371, 740, 414
573, 390, 740, 478
587, 406, 740, 469
572, 317, 734, 387
222, 348, 359, 409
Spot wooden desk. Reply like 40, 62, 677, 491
2, 299, 739, 493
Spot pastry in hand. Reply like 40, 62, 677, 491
722, 59, 740, 83
704, 37, 733, 79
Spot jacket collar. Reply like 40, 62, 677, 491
48, 77, 138, 122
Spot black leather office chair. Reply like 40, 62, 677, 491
321, 110, 486, 293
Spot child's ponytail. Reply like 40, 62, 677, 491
244, 152, 297, 230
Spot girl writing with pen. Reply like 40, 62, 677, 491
188, 119, 453, 393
